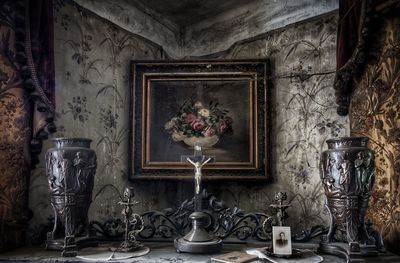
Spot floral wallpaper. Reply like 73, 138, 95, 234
350, 16, 400, 253
29, 1, 164, 231
212, 14, 349, 231
29, 1, 349, 240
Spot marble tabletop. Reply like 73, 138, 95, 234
0, 242, 399, 263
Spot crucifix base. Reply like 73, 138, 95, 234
174, 212, 222, 254
174, 238, 222, 254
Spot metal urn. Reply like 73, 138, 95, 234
318, 137, 385, 263
45, 138, 98, 256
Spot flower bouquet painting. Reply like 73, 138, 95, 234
130, 60, 270, 180
164, 99, 233, 148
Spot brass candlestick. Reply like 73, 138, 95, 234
114, 187, 145, 252
270, 192, 291, 226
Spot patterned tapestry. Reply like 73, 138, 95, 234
350, 15, 400, 253
0, 0, 54, 250
0, 0, 31, 250
28, 0, 349, 243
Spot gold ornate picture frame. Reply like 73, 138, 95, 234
129, 60, 271, 180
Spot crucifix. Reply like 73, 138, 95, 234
175, 143, 222, 254
181, 144, 215, 211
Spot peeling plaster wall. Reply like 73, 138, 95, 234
28, 1, 349, 240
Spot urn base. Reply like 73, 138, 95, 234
318, 239, 380, 263
46, 233, 98, 257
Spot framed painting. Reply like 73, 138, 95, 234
129, 60, 271, 180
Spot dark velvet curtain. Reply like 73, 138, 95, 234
0, 0, 55, 251
334, 0, 365, 116
30, 0, 55, 104
29, 0, 56, 166
336, 0, 363, 69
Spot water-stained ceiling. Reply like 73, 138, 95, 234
132, 0, 261, 26
73, 0, 338, 57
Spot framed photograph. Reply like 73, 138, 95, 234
272, 226, 292, 255
129, 60, 271, 180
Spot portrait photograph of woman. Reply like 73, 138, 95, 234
272, 226, 292, 255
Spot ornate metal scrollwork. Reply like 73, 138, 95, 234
142, 190, 275, 242
91, 190, 326, 243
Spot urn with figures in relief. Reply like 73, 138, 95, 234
318, 137, 385, 263
45, 138, 98, 257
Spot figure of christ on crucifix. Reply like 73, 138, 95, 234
181, 144, 215, 210
186, 156, 212, 195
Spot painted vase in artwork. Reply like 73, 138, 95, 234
182, 135, 219, 148
319, 137, 384, 255
45, 138, 98, 256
